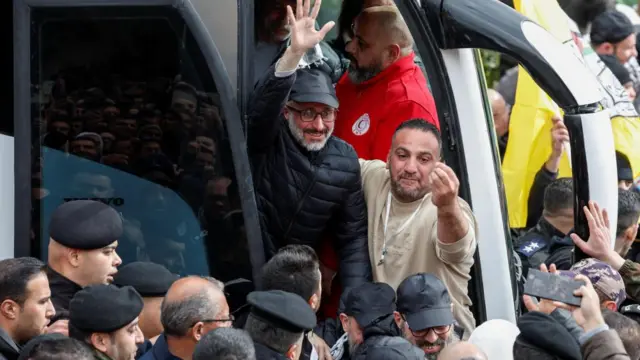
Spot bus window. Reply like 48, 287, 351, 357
29, 7, 252, 282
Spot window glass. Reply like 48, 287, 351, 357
30, 7, 252, 282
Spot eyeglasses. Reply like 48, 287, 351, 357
287, 106, 337, 122
402, 316, 452, 337
191, 314, 235, 328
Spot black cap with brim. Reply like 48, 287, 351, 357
247, 290, 316, 333
290, 92, 339, 109
344, 282, 396, 328
289, 67, 339, 109
404, 306, 455, 331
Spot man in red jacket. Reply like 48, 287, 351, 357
333, 5, 439, 160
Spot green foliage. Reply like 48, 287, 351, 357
481, 50, 502, 89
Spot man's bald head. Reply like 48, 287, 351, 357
358, 6, 414, 52
437, 342, 488, 360
487, 89, 510, 137
161, 276, 230, 338
347, 5, 414, 83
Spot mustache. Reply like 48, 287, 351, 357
303, 129, 328, 135
416, 337, 445, 348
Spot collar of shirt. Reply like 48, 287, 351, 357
151, 334, 182, 360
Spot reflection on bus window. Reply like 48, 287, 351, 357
30, 9, 252, 282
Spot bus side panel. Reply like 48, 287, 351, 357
441, 48, 516, 323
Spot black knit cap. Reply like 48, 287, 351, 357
49, 200, 123, 250
591, 10, 636, 45
70, 284, 143, 333
112, 262, 179, 297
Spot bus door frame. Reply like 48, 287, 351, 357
13, 0, 267, 284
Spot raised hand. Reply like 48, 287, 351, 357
430, 162, 460, 209
550, 115, 569, 158
571, 201, 612, 261
286, 0, 335, 54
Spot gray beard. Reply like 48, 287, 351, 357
286, 114, 332, 151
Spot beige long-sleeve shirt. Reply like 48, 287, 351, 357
360, 159, 477, 337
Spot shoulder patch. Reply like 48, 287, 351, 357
352, 113, 371, 136
517, 239, 546, 257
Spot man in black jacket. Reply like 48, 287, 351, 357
248, 0, 372, 290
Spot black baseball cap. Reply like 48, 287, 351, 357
290, 68, 339, 109
343, 282, 396, 328
396, 273, 454, 331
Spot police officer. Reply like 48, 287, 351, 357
113, 262, 178, 359
244, 291, 317, 360
113, 262, 178, 340
46, 200, 123, 318
69, 285, 145, 360
515, 178, 574, 280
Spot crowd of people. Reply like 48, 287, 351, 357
18, 0, 640, 359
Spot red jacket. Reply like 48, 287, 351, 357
334, 53, 440, 160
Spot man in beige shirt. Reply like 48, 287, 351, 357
359, 118, 477, 337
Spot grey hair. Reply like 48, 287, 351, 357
201, 276, 225, 291
161, 289, 222, 337
244, 314, 303, 354
193, 328, 256, 360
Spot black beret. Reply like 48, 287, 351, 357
247, 290, 316, 333
49, 200, 123, 250
113, 262, 179, 297
70, 284, 143, 333
591, 10, 636, 45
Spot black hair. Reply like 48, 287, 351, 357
18, 336, 94, 360
0, 257, 47, 306
557, 0, 616, 32
259, 245, 321, 301
617, 189, 640, 238
543, 178, 573, 216
512, 337, 559, 360
393, 119, 442, 154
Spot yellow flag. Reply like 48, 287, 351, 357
503, 0, 573, 227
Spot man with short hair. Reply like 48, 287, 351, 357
244, 290, 317, 360
487, 89, 510, 160
0, 258, 56, 360
69, 285, 145, 360
334, 5, 439, 160
140, 276, 231, 360
193, 328, 255, 360
515, 177, 574, 276
248, 0, 371, 290
614, 189, 640, 257
18, 335, 94, 360
394, 274, 461, 359
359, 119, 477, 336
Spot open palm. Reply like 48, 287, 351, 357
286, 0, 335, 54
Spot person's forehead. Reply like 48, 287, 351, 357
354, 13, 383, 42
394, 128, 439, 150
